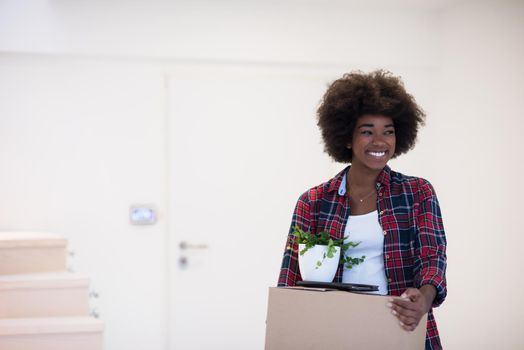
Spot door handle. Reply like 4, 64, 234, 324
179, 241, 209, 250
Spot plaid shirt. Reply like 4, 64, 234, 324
278, 165, 447, 350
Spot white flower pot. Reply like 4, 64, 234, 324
298, 244, 340, 282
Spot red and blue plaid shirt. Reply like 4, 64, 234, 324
278, 165, 447, 350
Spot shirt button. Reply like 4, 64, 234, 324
379, 192, 383, 197
385, 254, 390, 259
380, 210, 384, 215
388, 278, 392, 283
383, 230, 387, 235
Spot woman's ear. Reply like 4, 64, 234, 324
346, 143, 351, 149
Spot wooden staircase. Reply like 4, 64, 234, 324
0, 232, 104, 350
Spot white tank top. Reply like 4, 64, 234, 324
342, 210, 388, 295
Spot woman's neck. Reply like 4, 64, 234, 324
346, 163, 382, 189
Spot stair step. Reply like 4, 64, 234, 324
0, 316, 104, 335
0, 232, 67, 275
0, 272, 90, 318
0, 317, 104, 350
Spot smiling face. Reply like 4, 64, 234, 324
348, 114, 396, 172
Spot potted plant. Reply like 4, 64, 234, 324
290, 225, 365, 282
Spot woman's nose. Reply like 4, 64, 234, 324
372, 135, 386, 145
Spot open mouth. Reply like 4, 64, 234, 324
366, 150, 387, 158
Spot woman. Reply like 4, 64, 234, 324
278, 70, 447, 350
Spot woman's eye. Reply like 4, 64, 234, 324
385, 130, 395, 135
361, 130, 372, 135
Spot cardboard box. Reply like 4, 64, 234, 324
265, 287, 427, 350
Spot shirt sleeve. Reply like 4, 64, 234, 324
277, 191, 312, 287
413, 179, 447, 307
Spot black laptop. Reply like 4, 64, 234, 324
296, 280, 379, 292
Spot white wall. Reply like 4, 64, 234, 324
434, 1, 524, 349
0, 0, 523, 349
0, 56, 169, 349
0, 1, 439, 66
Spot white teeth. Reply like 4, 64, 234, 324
368, 151, 386, 157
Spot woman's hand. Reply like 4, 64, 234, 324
387, 285, 436, 331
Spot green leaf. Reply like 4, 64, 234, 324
291, 226, 366, 270
299, 247, 308, 255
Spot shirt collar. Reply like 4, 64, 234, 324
376, 165, 391, 188
327, 166, 349, 194
328, 165, 392, 195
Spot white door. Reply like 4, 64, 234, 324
167, 67, 335, 350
